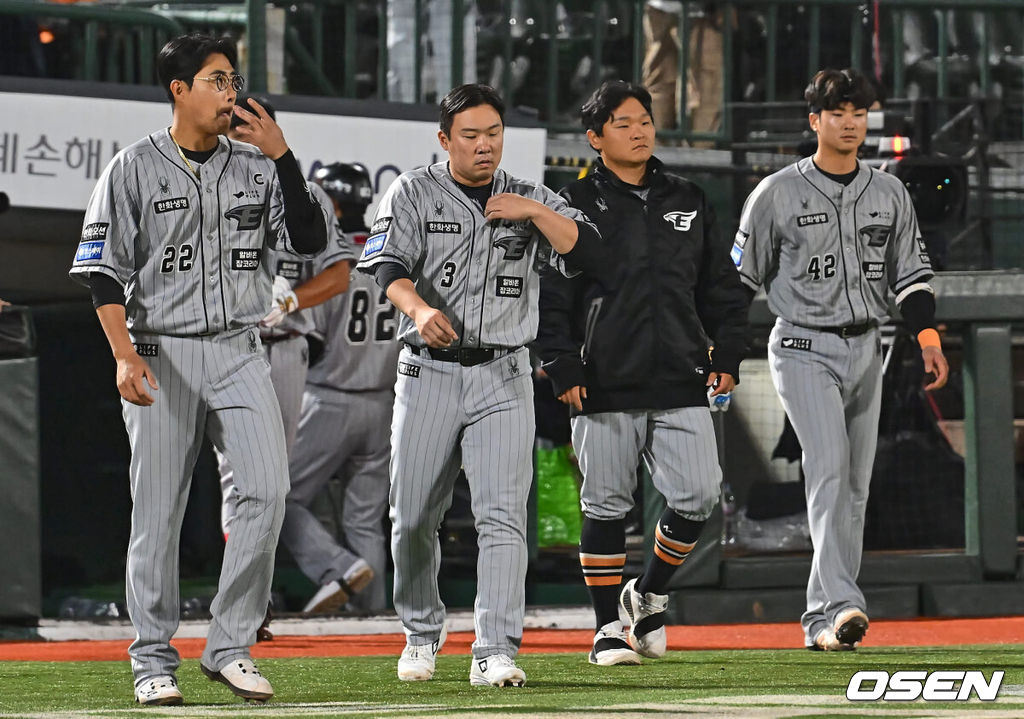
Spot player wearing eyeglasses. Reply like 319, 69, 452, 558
69, 32, 328, 706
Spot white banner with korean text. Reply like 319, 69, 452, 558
0, 91, 547, 214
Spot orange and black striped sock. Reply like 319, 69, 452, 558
579, 517, 626, 629
636, 510, 704, 596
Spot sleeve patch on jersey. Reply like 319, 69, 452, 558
733, 230, 748, 249
133, 343, 159, 357
862, 261, 885, 280
231, 248, 263, 270
797, 213, 829, 227
859, 224, 892, 247
780, 337, 812, 351
363, 232, 387, 257
397, 361, 421, 378
919, 253, 932, 264
153, 197, 190, 214
75, 240, 105, 262
81, 222, 109, 242
495, 275, 524, 298
426, 221, 462, 234
276, 259, 302, 280
371, 217, 392, 234
730, 243, 744, 267
917, 239, 928, 252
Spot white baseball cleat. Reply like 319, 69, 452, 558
619, 578, 669, 658
397, 624, 448, 681
134, 675, 183, 706
589, 620, 643, 666
302, 559, 375, 614
201, 657, 273, 702
469, 654, 526, 687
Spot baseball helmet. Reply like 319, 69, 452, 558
313, 162, 373, 207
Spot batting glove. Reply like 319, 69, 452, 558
708, 387, 732, 412
260, 276, 299, 328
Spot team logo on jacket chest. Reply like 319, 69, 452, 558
663, 210, 697, 231
860, 224, 892, 247
225, 204, 266, 230
493, 234, 531, 260
797, 212, 829, 227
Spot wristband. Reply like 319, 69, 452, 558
917, 328, 941, 349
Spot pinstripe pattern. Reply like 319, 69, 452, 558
768, 318, 882, 644
123, 328, 288, 680
734, 158, 933, 328
354, 163, 594, 349
390, 346, 534, 658
572, 408, 721, 522
217, 336, 308, 535
281, 386, 393, 610
579, 552, 626, 586
69, 130, 329, 336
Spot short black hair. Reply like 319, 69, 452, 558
439, 84, 505, 136
580, 81, 654, 149
157, 33, 238, 105
804, 68, 876, 114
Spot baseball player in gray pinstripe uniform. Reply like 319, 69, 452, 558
69, 34, 327, 706
281, 162, 395, 614
735, 68, 948, 652
356, 84, 603, 687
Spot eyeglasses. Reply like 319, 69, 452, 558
193, 73, 245, 93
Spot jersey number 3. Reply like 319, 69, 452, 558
348, 289, 397, 343
806, 253, 836, 281
160, 243, 195, 273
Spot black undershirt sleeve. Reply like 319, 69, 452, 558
274, 150, 327, 254
898, 289, 937, 336
373, 261, 412, 292
86, 272, 126, 309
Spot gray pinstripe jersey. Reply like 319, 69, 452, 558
69, 129, 327, 335
355, 161, 593, 349
734, 157, 934, 326
308, 234, 400, 392
269, 183, 355, 337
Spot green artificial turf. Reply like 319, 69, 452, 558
1, 647, 1022, 718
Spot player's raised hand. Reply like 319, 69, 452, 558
558, 385, 587, 412
412, 306, 458, 348
116, 353, 159, 406
922, 346, 949, 391
484, 193, 540, 223
231, 99, 288, 160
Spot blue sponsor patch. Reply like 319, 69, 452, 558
75, 241, 105, 262
363, 232, 386, 257
730, 243, 744, 267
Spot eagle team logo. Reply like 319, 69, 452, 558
493, 234, 531, 260
225, 204, 266, 230
663, 210, 697, 231
860, 224, 893, 247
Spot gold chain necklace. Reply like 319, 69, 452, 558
169, 131, 201, 180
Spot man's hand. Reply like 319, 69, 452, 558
116, 352, 159, 406
260, 275, 299, 329
483, 193, 541, 223
706, 372, 736, 395
231, 99, 288, 159
922, 346, 949, 390
558, 385, 587, 412
412, 305, 458, 348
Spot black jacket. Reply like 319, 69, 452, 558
533, 157, 750, 415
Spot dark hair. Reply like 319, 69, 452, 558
580, 81, 654, 146
804, 68, 876, 114
157, 33, 238, 105
439, 84, 505, 136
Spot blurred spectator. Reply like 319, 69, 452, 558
387, 0, 477, 102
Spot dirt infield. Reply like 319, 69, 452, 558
2, 616, 1023, 662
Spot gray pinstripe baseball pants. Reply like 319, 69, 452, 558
768, 318, 882, 644
571, 408, 722, 521
389, 346, 533, 659
122, 328, 289, 683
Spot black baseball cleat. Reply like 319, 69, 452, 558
833, 608, 869, 648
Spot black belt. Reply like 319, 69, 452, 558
261, 331, 302, 344
818, 323, 874, 338
405, 344, 514, 367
